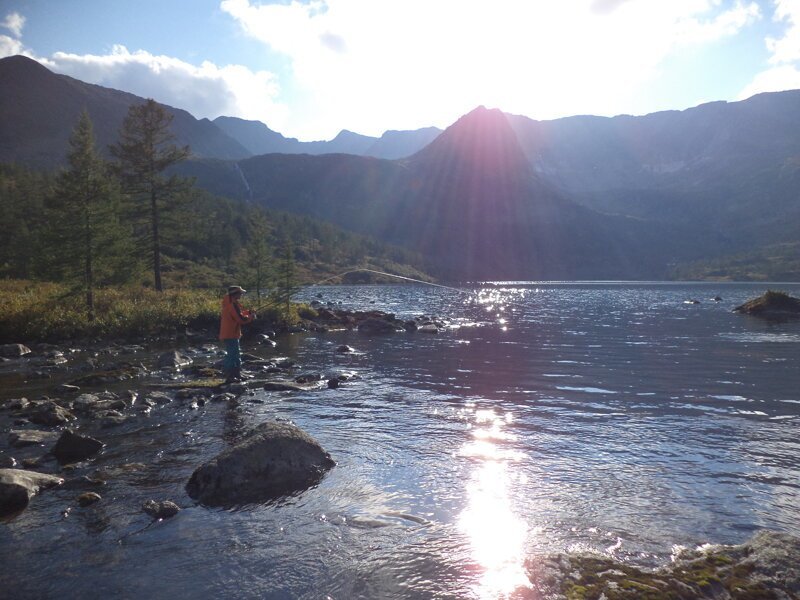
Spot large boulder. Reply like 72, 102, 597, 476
0, 468, 63, 518
52, 430, 105, 464
0, 343, 32, 358
186, 421, 335, 506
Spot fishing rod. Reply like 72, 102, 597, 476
303, 267, 534, 312
244, 267, 533, 314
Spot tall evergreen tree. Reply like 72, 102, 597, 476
274, 237, 299, 319
48, 111, 127, 320
237, 209, 272, 299
110, 99, 190, 292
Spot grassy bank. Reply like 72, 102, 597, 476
0, 280, 221, 343
0, 280, 314, 344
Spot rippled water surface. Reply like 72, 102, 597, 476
4, 283, 800, 599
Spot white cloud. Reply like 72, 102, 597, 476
741, 0, 800, 98
1, 12, 25, 38
220, 0, 761, 139
740, 63, 800, 97
39, 45, 289, 130
0, 33, 24, 57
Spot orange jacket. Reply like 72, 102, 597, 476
219, 294, 254, 340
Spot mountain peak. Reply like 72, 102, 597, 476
411, 105, 530, 176
0, 54, 56, 84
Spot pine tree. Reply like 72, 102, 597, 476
274, 237, 299, 320
237, 209, 272, 299
110, 99, 190, 292
48, 111, 128, 321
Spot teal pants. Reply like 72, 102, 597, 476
222, 338, 241, 371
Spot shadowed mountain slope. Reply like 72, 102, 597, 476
0, 55, 250, 167
187, 107, 678, 279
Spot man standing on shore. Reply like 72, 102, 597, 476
219, 285, 256, 384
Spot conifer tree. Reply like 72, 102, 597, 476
110, 99, 190, 291
237, 209, 272, 299
274, 237, 299, 320
49, 111, 128, 321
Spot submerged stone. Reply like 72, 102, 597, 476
186, 421, 334, 506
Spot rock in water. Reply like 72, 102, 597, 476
52, 430, 104, 464
27, 402, 75, 426
76, 492, 101, 507
358, 318, 401, 334
142, 499, 180, 519
156, 351, 193, 369
734, 290, 800, 319
9, 429, 59, 448
0, 468, 63, 518
526, 529, 800, 599
186, 421, 335, 506
0, 343, 32, 358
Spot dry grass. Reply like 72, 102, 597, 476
0, 280, 220, 343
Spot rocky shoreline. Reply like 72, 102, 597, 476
2, 305, 800, 597
0, 307, 449, 520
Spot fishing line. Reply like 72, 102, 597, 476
304, 268, 534, 312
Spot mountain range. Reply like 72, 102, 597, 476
0, 55, 441, 168
2, 54, 799, 280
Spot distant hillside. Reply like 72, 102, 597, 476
214, 115, 441, 159
507, 92, 800, 254
185, 108, 680, 280
0, 55, 250, 168
5, 53, 800, 280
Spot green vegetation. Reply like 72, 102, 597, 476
0, 104, 431, 341
48, 111, 132, 321
671, 242, 800, 281
0, 279, 218, 342
110, 99, 191, 292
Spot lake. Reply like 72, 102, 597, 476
4, 282, 800, 599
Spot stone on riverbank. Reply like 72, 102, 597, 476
526, 529, 800, 599
0, 468, 63, 518
52, 430, 104, 464
734, 290, 800, 319
186, 421, 335, 506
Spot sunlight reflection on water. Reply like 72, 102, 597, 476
459, 408, 531, 598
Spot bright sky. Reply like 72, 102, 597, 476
1, 0, 798, 141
